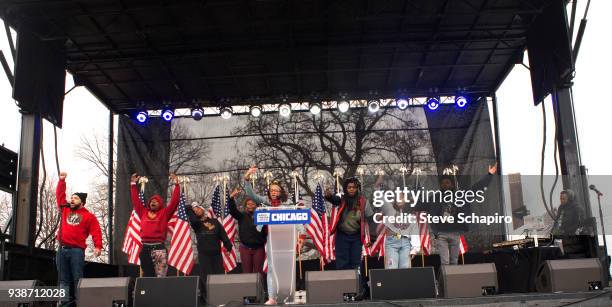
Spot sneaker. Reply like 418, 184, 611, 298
264, 298, 277, 305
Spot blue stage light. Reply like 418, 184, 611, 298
161, 108, 174, 121
427, 97, 440, 111
136, 111, 148, 123
191, 107, 204, 121
455, 95, 468, 108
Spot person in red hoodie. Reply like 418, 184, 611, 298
56, 171, 102, 307
130, 172, 180, 277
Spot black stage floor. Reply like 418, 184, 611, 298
243, 290, 612, 307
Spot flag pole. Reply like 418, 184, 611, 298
320, 257, 324, 271
364, 255, 369, 277
421, 252, 425, 267
298, 242, 303, 280
461, 253, 465, 265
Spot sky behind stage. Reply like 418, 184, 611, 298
0, 1, 610, 255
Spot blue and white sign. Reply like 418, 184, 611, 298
254, 209, 311, 225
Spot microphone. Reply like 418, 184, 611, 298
589, 185, 603, 196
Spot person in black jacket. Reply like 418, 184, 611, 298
424, 163, 497, 265
186, 203, 233, 302
228, 188, 267, 274
552, 189, 587, 257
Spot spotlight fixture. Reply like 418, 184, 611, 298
396, 98, 409, 110
250, 105, 262, 117
455, 95, 468, 108
191, 107, 204, 121
278, 103, 292, 117
426, 97, 440, 111
309, 102, 322, 115
220, 106, 233, 119
368, 99, 380, 113
161, 108, 174, 122
136, 111, 148, 123
337, 100, 350, 113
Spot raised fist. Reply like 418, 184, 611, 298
130, 173, 139, 184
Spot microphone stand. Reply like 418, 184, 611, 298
593, 191, 610, 280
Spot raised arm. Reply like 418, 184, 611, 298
228, 188, 243, 220
324, 187, 342, 207
56, 172, 68, 208
130, 173, 145, 216
186, 206, 202, 232
164, 177, 181, 217
243, 181, 267, 206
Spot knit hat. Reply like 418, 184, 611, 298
72, 192, 88, 204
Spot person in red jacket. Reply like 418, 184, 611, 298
56, 171, 102, 307
130, 173, 180, 277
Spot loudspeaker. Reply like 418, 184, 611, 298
207, 273, 264, 305
536, 258, 606, 293
439, 263, 498, 298
370, 267, 436, 300
77, 277, 132, 307
134, 276, 199, 307
13, 28, 66, 127
0, 146, 17, 192
305, 270, 359, 304
0, 280, 53, 307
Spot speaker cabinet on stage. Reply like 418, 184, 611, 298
536, 258, 606, 293
305, 270, 359, 304
439, 263, 498, 298
0, 280, 52, 307
134, 276, 199, 307
77, 277, 132, 307
370, 268, 436, 300
207, 273, 264, 305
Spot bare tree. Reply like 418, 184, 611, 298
0, 192, 13, 234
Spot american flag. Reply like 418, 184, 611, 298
305, 183, 331, 263
418, 212, 431, 255
363, 223, 385, 258
459, 234, 468, 255
222, 187, 238, 272
122, 188, 144, 265
167, 191, 195, 275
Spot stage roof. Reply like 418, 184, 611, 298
0, 0, 551, 113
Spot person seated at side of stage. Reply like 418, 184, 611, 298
186, 202, 233, 303
243, 164, 292, 305
381, 193, 420, 269
552, 189, 587, 257
228, 187, 267, 274
421, 163, 497, 265
56, 171, 103, 307
129, 173, 180, 277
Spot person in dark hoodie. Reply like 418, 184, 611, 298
186, 202, 233, 303
552, 189, 586, 256
129, 173, 181, 277
56, 171, 102, 307
228, 188, 267, 274
425, 163, 497, 265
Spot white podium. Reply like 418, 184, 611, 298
255, 206, 310, 303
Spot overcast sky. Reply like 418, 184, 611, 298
0, 1, 610, 192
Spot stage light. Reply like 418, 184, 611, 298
368, 99, 380, 113
191, 107, 204, 121
455, 95, 468, 108
250, 105, 262, 117
220, 106, 233, 119
309, 102, 322, 115
278, 103, 292, 117
337, 100, 350, 113
136, 111, 148, 123
396, 98, 409, 110
161, 108, 174, 121
427, 97, 440, 111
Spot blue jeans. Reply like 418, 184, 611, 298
334, 231, 362, 270
56, 247, 85, 305
385, 235, 413, 269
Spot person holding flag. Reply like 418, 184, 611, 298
243, 165, 292, 305
228, 188, 267, 274
186, 199, 233, 303
129, 173, 181, 277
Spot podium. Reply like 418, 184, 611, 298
254, 206, 310, 303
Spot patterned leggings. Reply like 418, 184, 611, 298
140, 243, 168, 277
